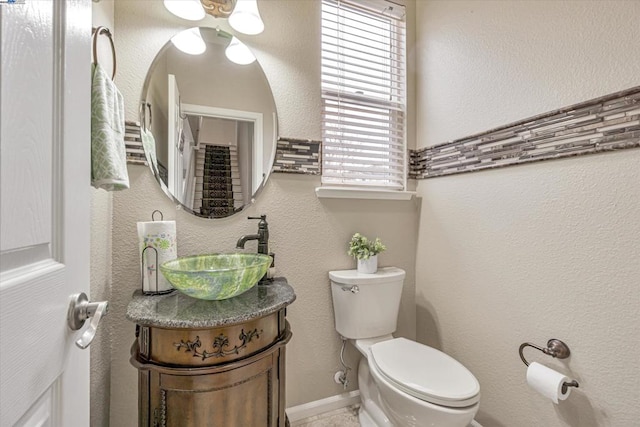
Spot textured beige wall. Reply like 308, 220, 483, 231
415, 1, 640, 426
107, 1, 418, 425
91, 1, 114, 426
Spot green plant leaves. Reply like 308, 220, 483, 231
347, 232, 386, 260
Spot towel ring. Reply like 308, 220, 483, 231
145, 103, 152, 129
92, 26, 116, 80
178, 95, 187, 120
140, 102, 152, 131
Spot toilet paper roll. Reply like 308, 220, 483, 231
526, 362, 572, 404
137, 220, 177, 293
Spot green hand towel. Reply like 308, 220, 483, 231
141, 128, 159, 177
91, 63, 129, 190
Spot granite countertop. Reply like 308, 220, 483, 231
126, 277, 296, 328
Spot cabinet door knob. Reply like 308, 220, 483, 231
67, 292, 109, 349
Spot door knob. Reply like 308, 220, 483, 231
67, 292, 109, 349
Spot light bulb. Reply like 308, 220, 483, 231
228, 0, 264, 35
163, 0, 205, 21
171, 28, 206, 55
225, 36, 256, 65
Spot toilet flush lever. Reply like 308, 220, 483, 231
341, 285, 359, 294
67, 293, 109, 349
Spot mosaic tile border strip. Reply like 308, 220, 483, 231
409, 86, 640, 179
273, 137, 321, 175
124, 121, 147, 166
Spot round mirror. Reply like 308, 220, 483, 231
140, 27, 277, 219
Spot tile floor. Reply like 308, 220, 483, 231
291, 405, 360, 427
290, 405, 482, 427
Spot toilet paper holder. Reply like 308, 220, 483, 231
519, 339, 579, 393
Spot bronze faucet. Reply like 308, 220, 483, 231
236, 215, 269, 255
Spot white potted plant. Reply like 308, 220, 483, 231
348, 232, 386, 274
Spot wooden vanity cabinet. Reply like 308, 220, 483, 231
131, 309, 291, 427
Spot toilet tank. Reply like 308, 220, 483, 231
330, 267, 405, 339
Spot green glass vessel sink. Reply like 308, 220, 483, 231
160, 253, 272, 300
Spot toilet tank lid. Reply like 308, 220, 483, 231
329, 267, 405, 285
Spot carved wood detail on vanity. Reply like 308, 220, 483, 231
139, 312, 280, 367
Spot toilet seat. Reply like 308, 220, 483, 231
370, 338, 480, 408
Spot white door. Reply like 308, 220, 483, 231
167, 74, 185, 204
0, 1, 92, 426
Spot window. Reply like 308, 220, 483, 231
321, 0, 406, 191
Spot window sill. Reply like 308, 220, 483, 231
315, 186, 415, 201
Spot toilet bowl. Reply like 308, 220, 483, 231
359, 337, 479, 427
330, 268, 480, 427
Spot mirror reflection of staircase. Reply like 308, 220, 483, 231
194, 145, 243, 218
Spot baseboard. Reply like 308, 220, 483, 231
285, 390, 361, 423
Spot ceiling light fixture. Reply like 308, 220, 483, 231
163, 0, 206, 21
225, 36, 256, 65
166, 0, 265, 36
200, 0, 236, 18
171, 28, 207, 55
228, 0, 264, 35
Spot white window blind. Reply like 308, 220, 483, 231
321, 0, 406, 190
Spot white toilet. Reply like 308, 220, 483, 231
330, 267, 481, 427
